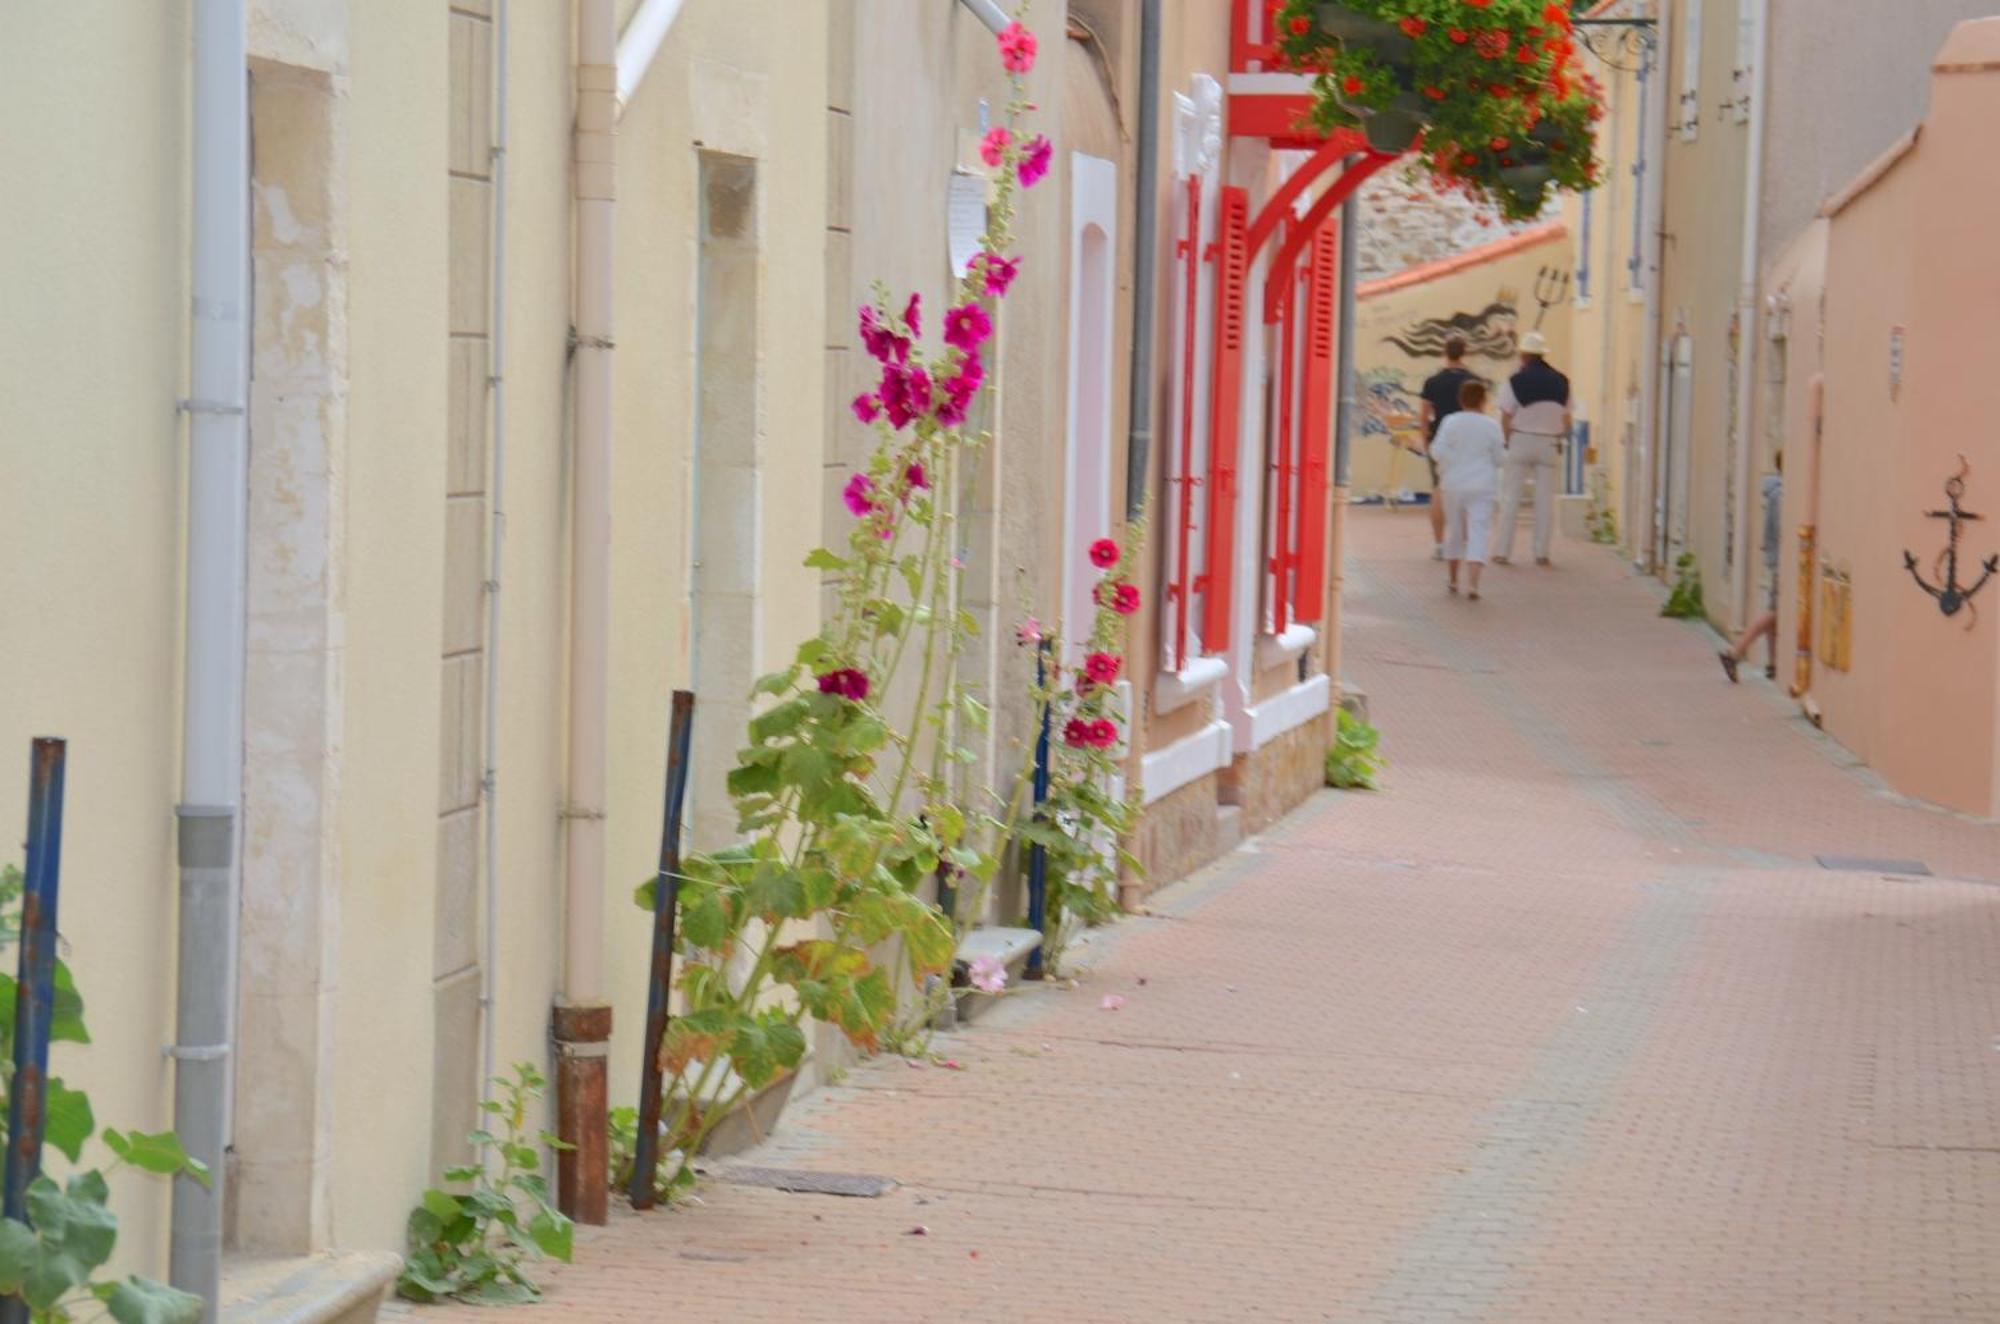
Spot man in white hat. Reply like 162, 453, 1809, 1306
1493, 330, 1572, 567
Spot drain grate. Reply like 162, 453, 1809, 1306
715, 1166, 896, 1198
1816, 855, 1931, 877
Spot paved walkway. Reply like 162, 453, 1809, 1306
394, 509, 2000, 1321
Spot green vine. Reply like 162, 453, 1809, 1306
1661, 552, 1706, 619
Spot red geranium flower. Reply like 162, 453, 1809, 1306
1342, 74, 1365, 96
1449, 27, 1470, 43
1398, 16, 1426, 37
1289, 15, 1311, 34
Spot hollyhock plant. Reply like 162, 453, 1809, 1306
980, 125, 1012, 168
1083, 652, 1122, 687
980, 253, 1021, 297
815, 667, 871, 701
843, 472, 876, 518
1089, 538, 1120, 569
1272, 0, 1603, 221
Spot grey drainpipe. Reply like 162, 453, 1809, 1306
1333, 158, 1360, 486
957, 0, 1008, 35
1125, 0, 1162, 519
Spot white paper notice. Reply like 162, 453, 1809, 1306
947, 172, 988, 280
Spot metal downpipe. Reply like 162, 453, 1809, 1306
1124, 0, 1162, 521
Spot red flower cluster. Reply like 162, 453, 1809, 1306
816, 668, 871, 701
1096, 581, 1141, 616
1063, 717, 1120, 750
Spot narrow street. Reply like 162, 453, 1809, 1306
394, 509, 2000, 1322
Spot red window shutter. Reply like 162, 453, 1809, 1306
1200, 186, 1250, 653
1168, 175, 1203, 672
1294, 222, 1339, 621
1270, 233, 1298, 635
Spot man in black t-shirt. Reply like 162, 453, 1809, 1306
1418, 337, 1482, 561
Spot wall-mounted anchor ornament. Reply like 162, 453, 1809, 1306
1903, 456, 1999, 627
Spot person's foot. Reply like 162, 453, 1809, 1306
1448, 583, 1459, 595
1433, 545, 1445, 561
1535, 557, 1553, 567
1468, 590, 1481, 601
1492, 556, 1512, 566
1718, 651, 1740, 684
1765, 663, 1777, 680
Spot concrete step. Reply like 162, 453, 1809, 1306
1215, 803, 1244, 856
948, 925, 1042, 1025
223, 1251, 401, 1324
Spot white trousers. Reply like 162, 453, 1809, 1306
1495, 434, 1561, 562
1442, 490, 1497, 564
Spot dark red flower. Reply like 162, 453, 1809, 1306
1449, 27, 1470, 43
1063, 718, 1093, 749
1112, 582, 1141, 616
1289, 14, 1311, 34
816, 668, 871, 701
1084, 652, 1123, 686
1342, 74, 1365, 96
1398, 16, 1426, 37
1089, 538, 1120, 569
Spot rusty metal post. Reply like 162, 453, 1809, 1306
4, 740, 67, 1269
631, 691, 694, 1209
553, 1001, 611, 1224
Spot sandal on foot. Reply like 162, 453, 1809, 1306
1718, 651, 1740, 684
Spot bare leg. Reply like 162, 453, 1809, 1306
1728, 612, 1777, 661
1467, 562, 1484, 599
1448, 559, 1461, 593
1430, 494, 1446, 550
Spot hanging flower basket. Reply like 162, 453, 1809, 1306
1277, 0, 1605, 221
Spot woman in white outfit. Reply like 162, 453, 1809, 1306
1429, 379, 1505, 600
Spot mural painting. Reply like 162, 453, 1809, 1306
1352, 286, 1521, 503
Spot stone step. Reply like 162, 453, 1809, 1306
223, 1251, 401, 1324
1215, 803, 1244, 856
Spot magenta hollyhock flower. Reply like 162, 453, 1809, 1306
905, 461, 929, 492
1062, 718, 1093, 749
1112, 582, 1141, 615
816, 667, 871, 701
1088, 537, 1120, 569
1084, 652, 1122, 686
852, 392, 881, 423
859, 305, 896, 363
1015, 616, 1042, 646
1019, 135, 1053, 189
843, 471, 875, 518
981, 253, 1021, 296
880, 364, 929, 430
997, 20, 1038, 73
944, 302, 993, 352
979, 126, 1013, 168
904, 292, 922, 339
1088, 718, 1119, 749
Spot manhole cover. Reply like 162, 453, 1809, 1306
716, 1166, 896, 1198
1816, 855, 1931, 876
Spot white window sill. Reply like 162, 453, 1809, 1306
1154, 653, 1228, 715
1254, 623, 1316, 671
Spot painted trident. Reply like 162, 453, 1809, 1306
1532, 265, 1570, 330
1903, 455, 1999, 626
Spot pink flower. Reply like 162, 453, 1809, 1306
944, 302, 993, 352
879, 364, 930, 430
997, 20, 1038, 74
968, 954, 1007, 995
1088, 538, 1120, 569
979, 126, 1013, 168
1099, 581, 1142, 615
843, 471, 876, 518
859, 305, 896, 363
904, 292, 922, 339
1015, 616, 1043, 646
1099, 994, 1125, 1012
851, 393, 881, 423
816, 667, 871, 701
980, 252, 1021, 297
1088, 718, 1119, 749
1084, 652, 1122, 686
905, 461, 929, 492
1019, 135, 1052, 189
1063, 718, 1093, 748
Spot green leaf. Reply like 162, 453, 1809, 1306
803, 547, 849, 572
729, 1011, 806, 1090
23, 1172, 117, 1308
442, 1163, 483, 1184
104, 1276, 204, 1324
44, 1078, 95, 1162
748, 698, 810, 744
103, 1129, 210, 1188
422, 1189, 462, 1223
740, 865, 807, 922
0, 1217, 37, 1295
749, 667, 799, 698
468, 1277, 540, 1304
527, 1207, 574, 1262
51, 960, 88, 1045
726, 761, 782, 798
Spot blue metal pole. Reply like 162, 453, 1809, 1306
631, 692, 694, 1209
1025, 642, 1052, 977
5, 740, 66, 1235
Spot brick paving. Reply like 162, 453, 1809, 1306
390, 509, 2000, 1321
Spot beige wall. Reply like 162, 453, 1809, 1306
1352, 226, 1575, 502
1780, 20, 2000, 818
0, 2, 189, 1281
